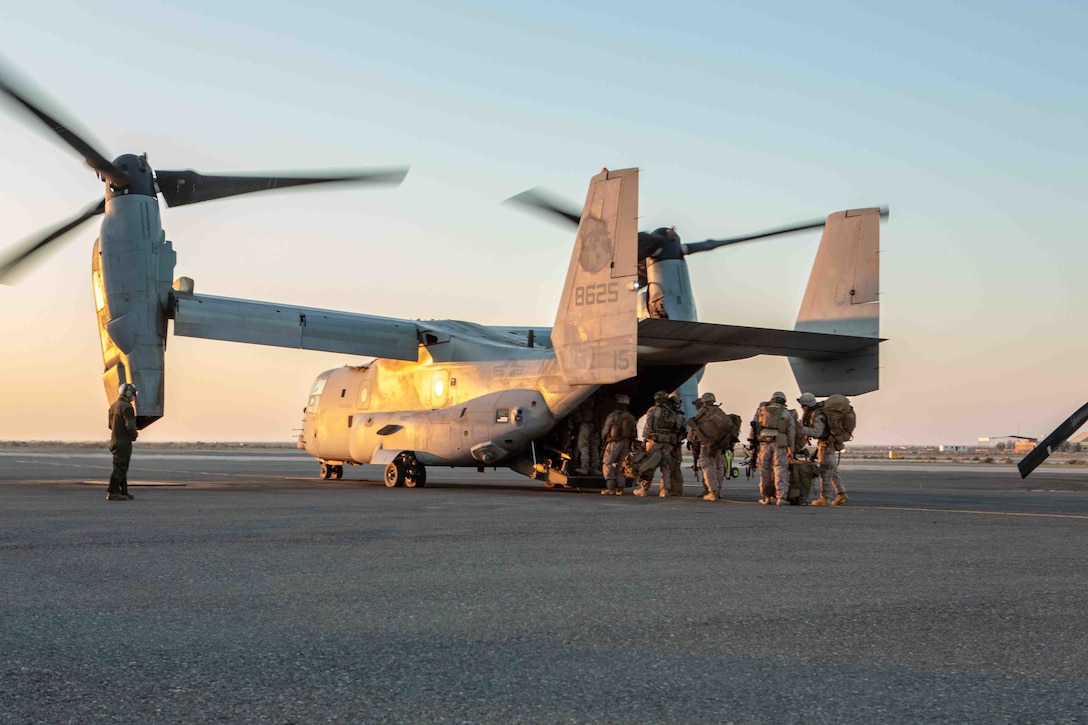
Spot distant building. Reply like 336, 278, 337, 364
939, 445, 970, 452
1014, 438, 1038, 454
977, 436, 1021, 450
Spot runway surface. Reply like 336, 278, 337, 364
2, 446, 1086, 723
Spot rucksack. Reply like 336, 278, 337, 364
822, 394, 856, 443
788, 460, 820, 503
696, 406, 738, 446
609, 412, 636, 441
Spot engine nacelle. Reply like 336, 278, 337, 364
91, 194, 176, 428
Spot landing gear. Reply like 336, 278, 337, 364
320, 463, 344, 480
384, 452, 426, 488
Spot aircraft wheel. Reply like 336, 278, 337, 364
332, 465, 344, 480
320, 463, 333, 480
384, 460, 406, 487
404, 463, 427, 488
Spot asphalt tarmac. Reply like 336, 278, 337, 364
2, 446, 1086, 724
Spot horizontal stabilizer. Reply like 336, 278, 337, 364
171, 291, 420, 360
1018, 402, 1088, 478
637, 318, 880, 365
789, 345, 879, 396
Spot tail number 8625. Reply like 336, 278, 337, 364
574, 282, 619, 306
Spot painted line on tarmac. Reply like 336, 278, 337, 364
720, 499, 1088, 520
863, 505, 1088, 520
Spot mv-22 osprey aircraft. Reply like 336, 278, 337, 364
1, 65, 886, 489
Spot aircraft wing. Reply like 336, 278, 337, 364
1017, 402, 1088, 478
170, 291, 420, 360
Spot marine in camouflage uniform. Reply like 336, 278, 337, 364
751, 391, 795, 505
600, 394, 637, 495
797, 392, 848, 505
570, 397, 600, 475
107, 384, 139, 501
689, 392, 725, 501
638, 390, 678, 497
666, 395, 687, 496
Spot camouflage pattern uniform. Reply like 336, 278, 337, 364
666, 396, 687, 496
689, 395, 725, 501
640, 392, 677, 497
107, 393, 138, 500
569, 398, 599, 475
800, 403, 847, 503
752, 393, 795, 504
600, 398, 637, 494
622, 441, 657, 491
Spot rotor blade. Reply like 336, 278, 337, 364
0, 197, 105, 284
681, 206, 890, 256
0, 68, 129, 187
1017, 402, 1088, 478
681, 217, 828, 255
155, 168, 408, 208
504, 189, 582, 228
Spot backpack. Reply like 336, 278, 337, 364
696, 406, 738, 446
788, 460, 820, 503
609, 412, 636, 441
822, 394, 856, 443
727, 414, 742, 445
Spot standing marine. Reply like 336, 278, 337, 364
638, 390, 679, 497
666, 395, 687, 496
570, 396, 600, 475
797, 392, 849, 506
107, 383, 139, 501
600, 394, 637, 495
689, 392, 726, 501
751, 391, 795, 505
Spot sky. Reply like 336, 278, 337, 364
0, 0, 1085, 445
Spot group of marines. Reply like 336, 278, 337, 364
584, 389, 849, 505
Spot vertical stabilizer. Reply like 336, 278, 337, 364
790, 207, 883, 395
552, 168, 640, 385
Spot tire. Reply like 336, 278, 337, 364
731, 467, 740, 478
404, 464, 426, 488
332, 465, 344, 480
384, 461, 405, 487
320, 463, 332, 480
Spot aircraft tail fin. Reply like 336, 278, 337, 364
789, 206, 884, 396
551, 168, 640, 385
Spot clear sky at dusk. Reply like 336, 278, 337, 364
1, 1, 1085, 445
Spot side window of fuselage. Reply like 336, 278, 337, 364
306, 377, 328, 413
